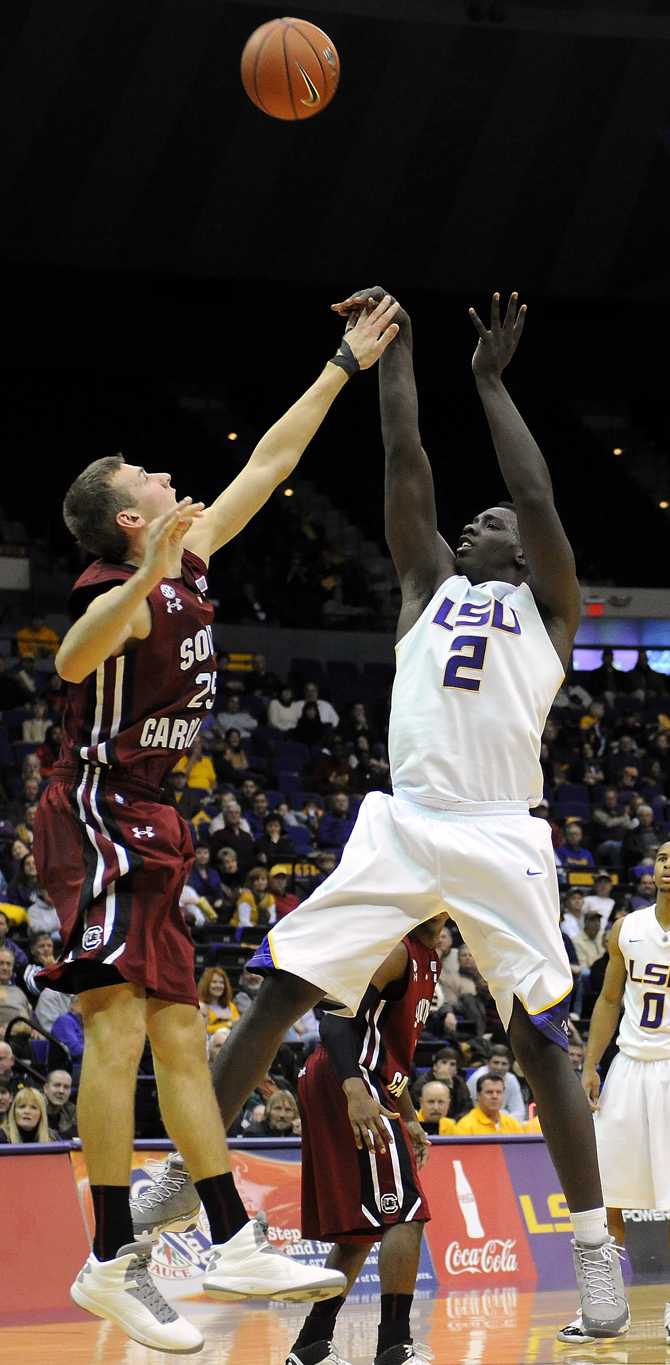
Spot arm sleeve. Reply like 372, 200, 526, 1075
319, 984, 380, 1084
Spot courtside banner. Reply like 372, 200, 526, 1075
68, 1137, 578, 1300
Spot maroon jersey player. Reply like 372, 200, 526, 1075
287, 913, 448, 1365
31, 298, 400, 1354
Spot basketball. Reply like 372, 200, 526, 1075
240, 16, 340, 121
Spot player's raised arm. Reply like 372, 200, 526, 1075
183, 298, 399, 564
469, 293, 581, 660
56, 498, 204, 683
332, 286, 454, 630
580, 918, 627, 1111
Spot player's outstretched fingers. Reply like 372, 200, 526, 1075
491, 291, 501, 329
376, 323, 399, 355
504, 292, 519, 327
514, 302, 528, 337
468, 307, 489, 340
331, 285, 386, 314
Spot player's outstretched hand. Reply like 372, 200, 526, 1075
340, 294, 401, 371
331, 285, 410, 331
469, 291, 527, 381
142, 497, 205, 588
581, 1064, 601, 1112
343, 1078, 399, 1155
406, 1119, 431, 1169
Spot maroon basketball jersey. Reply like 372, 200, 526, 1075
358, 935, 439, 1101
55, 548, 216, 791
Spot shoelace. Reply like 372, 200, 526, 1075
576, 1241, 626, 1306
409, 1347, 434, 1364
124, 1249, 177, 1323
133, 1164, 190, 1210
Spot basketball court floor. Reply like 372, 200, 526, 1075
2, 1285, 668, 1365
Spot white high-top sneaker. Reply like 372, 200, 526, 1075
71, 1241, 203, 1353
203, 1218, 347, 1303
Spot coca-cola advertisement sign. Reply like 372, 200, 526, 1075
444, 1237, 519, 1277
420, 1144, 537, 1289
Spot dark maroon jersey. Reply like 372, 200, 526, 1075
358, 935, 439, 1101
55, 548, 216, 792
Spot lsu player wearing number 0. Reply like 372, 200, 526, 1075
558, 840, 670, 1347
211, 290, 627, 1341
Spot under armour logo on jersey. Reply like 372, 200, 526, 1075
132, 825, 155, 839
160, 583, 183, 613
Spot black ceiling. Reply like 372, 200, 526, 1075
2, 0, 670, 301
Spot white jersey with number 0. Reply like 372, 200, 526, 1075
617, 905, 670, 1060
388, 574, 564, 809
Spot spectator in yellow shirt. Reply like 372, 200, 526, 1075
173, 735, 217, 792
415, 1078, 457, 1136
455, 1074, 525, 1136
16, 616, 60, 660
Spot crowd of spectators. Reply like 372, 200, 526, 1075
1, 629, 669, 1141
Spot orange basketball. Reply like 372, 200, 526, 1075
241, 16, 340, 121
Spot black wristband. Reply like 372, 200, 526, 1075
330, 337, 360, 378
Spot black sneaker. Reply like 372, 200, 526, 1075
286, 1343, 352, 1365
374, 1346, 434, 1365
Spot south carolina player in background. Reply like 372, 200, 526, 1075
30, 298, 400, 1353
559, 839, 670, 1346
286, 915, 447, 1365
207, 287, 628, 1342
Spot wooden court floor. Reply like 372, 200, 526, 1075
2, 1284, 668, 1365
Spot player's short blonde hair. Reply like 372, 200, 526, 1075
63, 454, 129, 562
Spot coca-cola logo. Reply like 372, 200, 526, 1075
445, 1238, 518, 1276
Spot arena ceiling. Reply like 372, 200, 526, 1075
1, 0, 670, 302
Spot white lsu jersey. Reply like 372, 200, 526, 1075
617, 905, 670, 1060
388, 574, 564, 809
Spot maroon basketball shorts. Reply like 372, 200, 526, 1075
33, 766, 197, 1006
298, 1047, 430, 1243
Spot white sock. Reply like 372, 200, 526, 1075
571, 1207, 608, 1246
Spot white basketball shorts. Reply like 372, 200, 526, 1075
253, 791, 572, 1045
595, 1052, 670, 1209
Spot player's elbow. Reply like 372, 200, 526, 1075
55, 646, 88, 685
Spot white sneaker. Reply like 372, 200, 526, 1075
556, 1313, 596, 1344
71, 1242, 203, 1353
664, 1301, 670, 1345
203, 1219, 347, 1303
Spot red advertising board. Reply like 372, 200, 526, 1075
420, 1142, 537, 1290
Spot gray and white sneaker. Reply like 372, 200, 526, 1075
204, 1218, 347, 1302
130, 1152, 201, 1237
664, 1301, 670, 1345
71, 1241, 203, 1353
571, 1237, 629, 1338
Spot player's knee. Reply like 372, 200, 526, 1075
84, 1011, 145, 1067
146, 1004, 205, 1066
259, 970, 322, 1018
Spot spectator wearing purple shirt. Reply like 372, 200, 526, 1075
318, 791, 357, 850
556, 822, 595, 872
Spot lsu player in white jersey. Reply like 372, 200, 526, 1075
559, 840, 670, 1347
150, 290, 628, 1344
